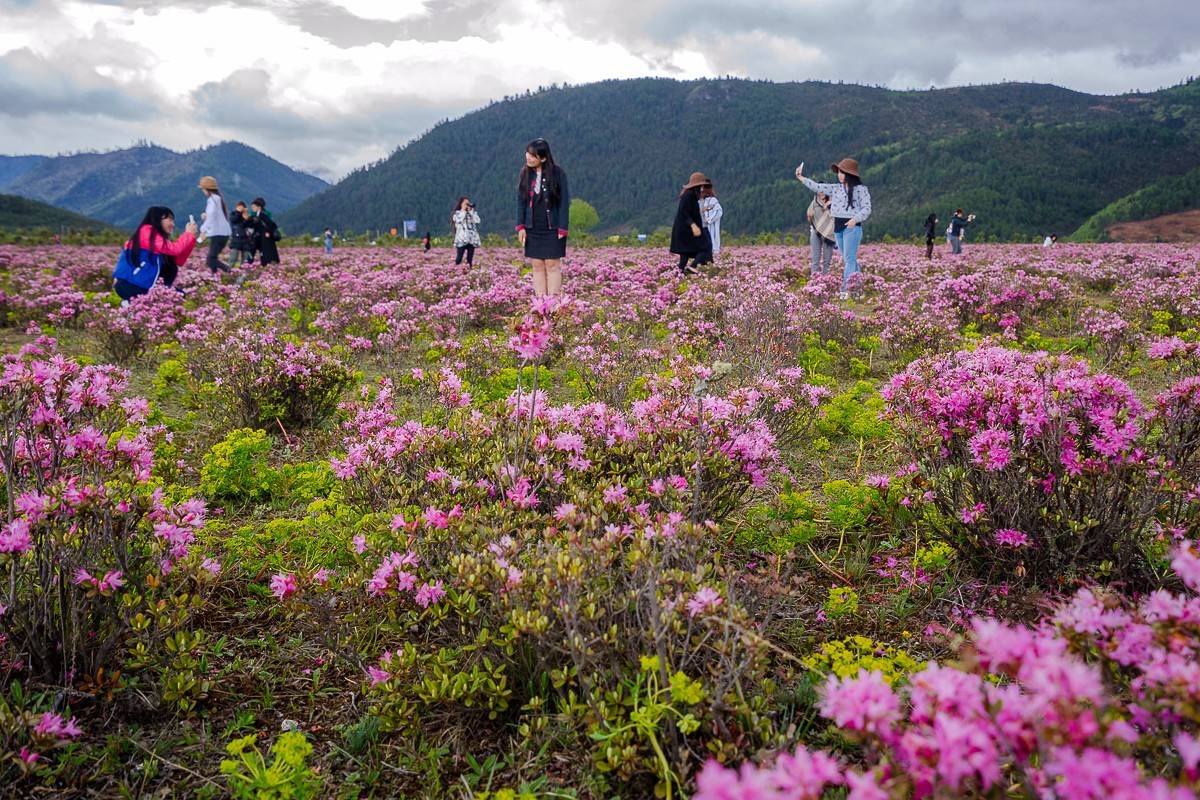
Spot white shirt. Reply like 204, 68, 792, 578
800, 177, 872, 224
201, 193, 232, 237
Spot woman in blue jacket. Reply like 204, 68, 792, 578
515, 138, 569, 296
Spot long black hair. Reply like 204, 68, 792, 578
517, 138, 560, 206
126, 206, 175, 261
842, 171, 863, 208
452, 196, 472, 221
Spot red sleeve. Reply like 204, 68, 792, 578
139, 226, 197, 265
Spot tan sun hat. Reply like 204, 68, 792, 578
830, 158, 860, 178
198, 176, 219, 191
681, 171, 712, 190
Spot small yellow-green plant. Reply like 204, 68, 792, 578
200, 428, 277, 502
220, 731, 320, 800
803, 635, 923, 686
823, 586, 860, 619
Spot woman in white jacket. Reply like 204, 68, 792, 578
198, 176, 232, 274
699, 184, 723, 258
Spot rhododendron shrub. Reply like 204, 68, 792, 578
88, 284, 188, 363
0, 339, 207, 685
185, 330, 355, 431
884, 346, 1196, 583
696, 541, 1200, 799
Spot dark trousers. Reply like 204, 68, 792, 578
206, 236, 230, 273
455, 244, 476, 266
925, 238, 935, 259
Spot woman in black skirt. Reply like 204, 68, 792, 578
515, 138, 570, 296
670, 172, 712, 275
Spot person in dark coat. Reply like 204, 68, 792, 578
251, 197, 280, 266
229, 200, 253, 265
923, 213, 938, 259
515, 138, 570, 296
422, 231, 431, 252
670, 172, 712, 276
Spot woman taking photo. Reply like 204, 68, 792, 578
452, 196, 482, 266
671, 172, 712, 276
515, 138, 569, 296
198, 176, 232, 274
112, 206, 198, 302
796, 158, 872, 299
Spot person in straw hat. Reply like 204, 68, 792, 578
197, 175, 232, 275
670, 171, 713, 276
796, 157, 872, 299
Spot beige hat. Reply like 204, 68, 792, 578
681, 171, 712, 191
198, 176, 219, 191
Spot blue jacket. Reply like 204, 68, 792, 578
516, 165, 570, 233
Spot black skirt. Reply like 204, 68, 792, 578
525, 226, 566, 260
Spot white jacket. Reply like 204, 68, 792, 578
201, 193, 232, 237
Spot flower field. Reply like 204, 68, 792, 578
0, 242, 1198, 798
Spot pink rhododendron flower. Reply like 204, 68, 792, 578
687, 586, 724, 617
270, 573, 298, 600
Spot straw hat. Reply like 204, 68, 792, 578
830, 158, 860, 178
198, 176, 219, 191
681, 171, 712, 190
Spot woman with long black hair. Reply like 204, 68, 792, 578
112, 206, 198, 302
250, 197, 280, 266
452, 196, 481, 266
515, 138, 569, 296
797, 158, 872, 299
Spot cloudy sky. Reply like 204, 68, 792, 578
1, 0, 1198, 180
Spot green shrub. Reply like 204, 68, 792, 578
802, 635, 922, 685
200, 429, 277, 502
823, 587, 860, 619
220, 731, 320, 800
816, 380, 891, 440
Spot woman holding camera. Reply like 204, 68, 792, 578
796, 157, 872, 299
452, 196, 482, 266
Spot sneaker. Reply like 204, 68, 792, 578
838, 291, 849, 301
681, 265, 699, 276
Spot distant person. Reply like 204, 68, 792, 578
947, 209, 976, 254
452, 196, 482, 266
515, 138, 570, 296
324, 228, 334, 253
198, 176, 232, 275
250, 197, 280, 266
422, 231, 431, 253
670, 172, 712, 276
1043, 233, 1058, 247
699, 183, 723, 258
807, 192, 836, 274
797, 157, 872, 299
112, 206, 197, 302
923, 213, 939, 259
229, 200, 253, 265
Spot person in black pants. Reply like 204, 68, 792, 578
229, 200, 253, 265
923, 213, 938, 259
452, 196, 481, 266
670, 172, 712, 275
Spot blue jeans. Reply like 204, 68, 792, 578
834, 224, 863, 291
949, 234, 962, 254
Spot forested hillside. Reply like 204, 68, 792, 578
282, 77, 1200, 240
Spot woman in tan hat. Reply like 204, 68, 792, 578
198, 176, 232, 275
670, 172, 712, 276
796, 158, 872, 298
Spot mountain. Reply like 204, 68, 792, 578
2, 142, 327, 229
0, 194, 114, 231
1070, 164, 1200, 241
281, 78, 1200, 241
0, 156, 48, 190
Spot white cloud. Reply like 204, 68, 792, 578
0, 0, 1196, 178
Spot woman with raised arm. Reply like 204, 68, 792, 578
516, 138, 569, 296
796, 158, 872, 299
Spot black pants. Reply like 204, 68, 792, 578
455, 244, 476, 266
207, 236, 230, 273
925, 238, 935, 259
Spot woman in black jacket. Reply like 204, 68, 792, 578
515, 138, 569, 296
229, 200, 253, 265
923, 213, 938, 259
670, 172, 712, 275
251, 197, 280, 266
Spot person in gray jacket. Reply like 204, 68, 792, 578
807, 192, 836, 275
